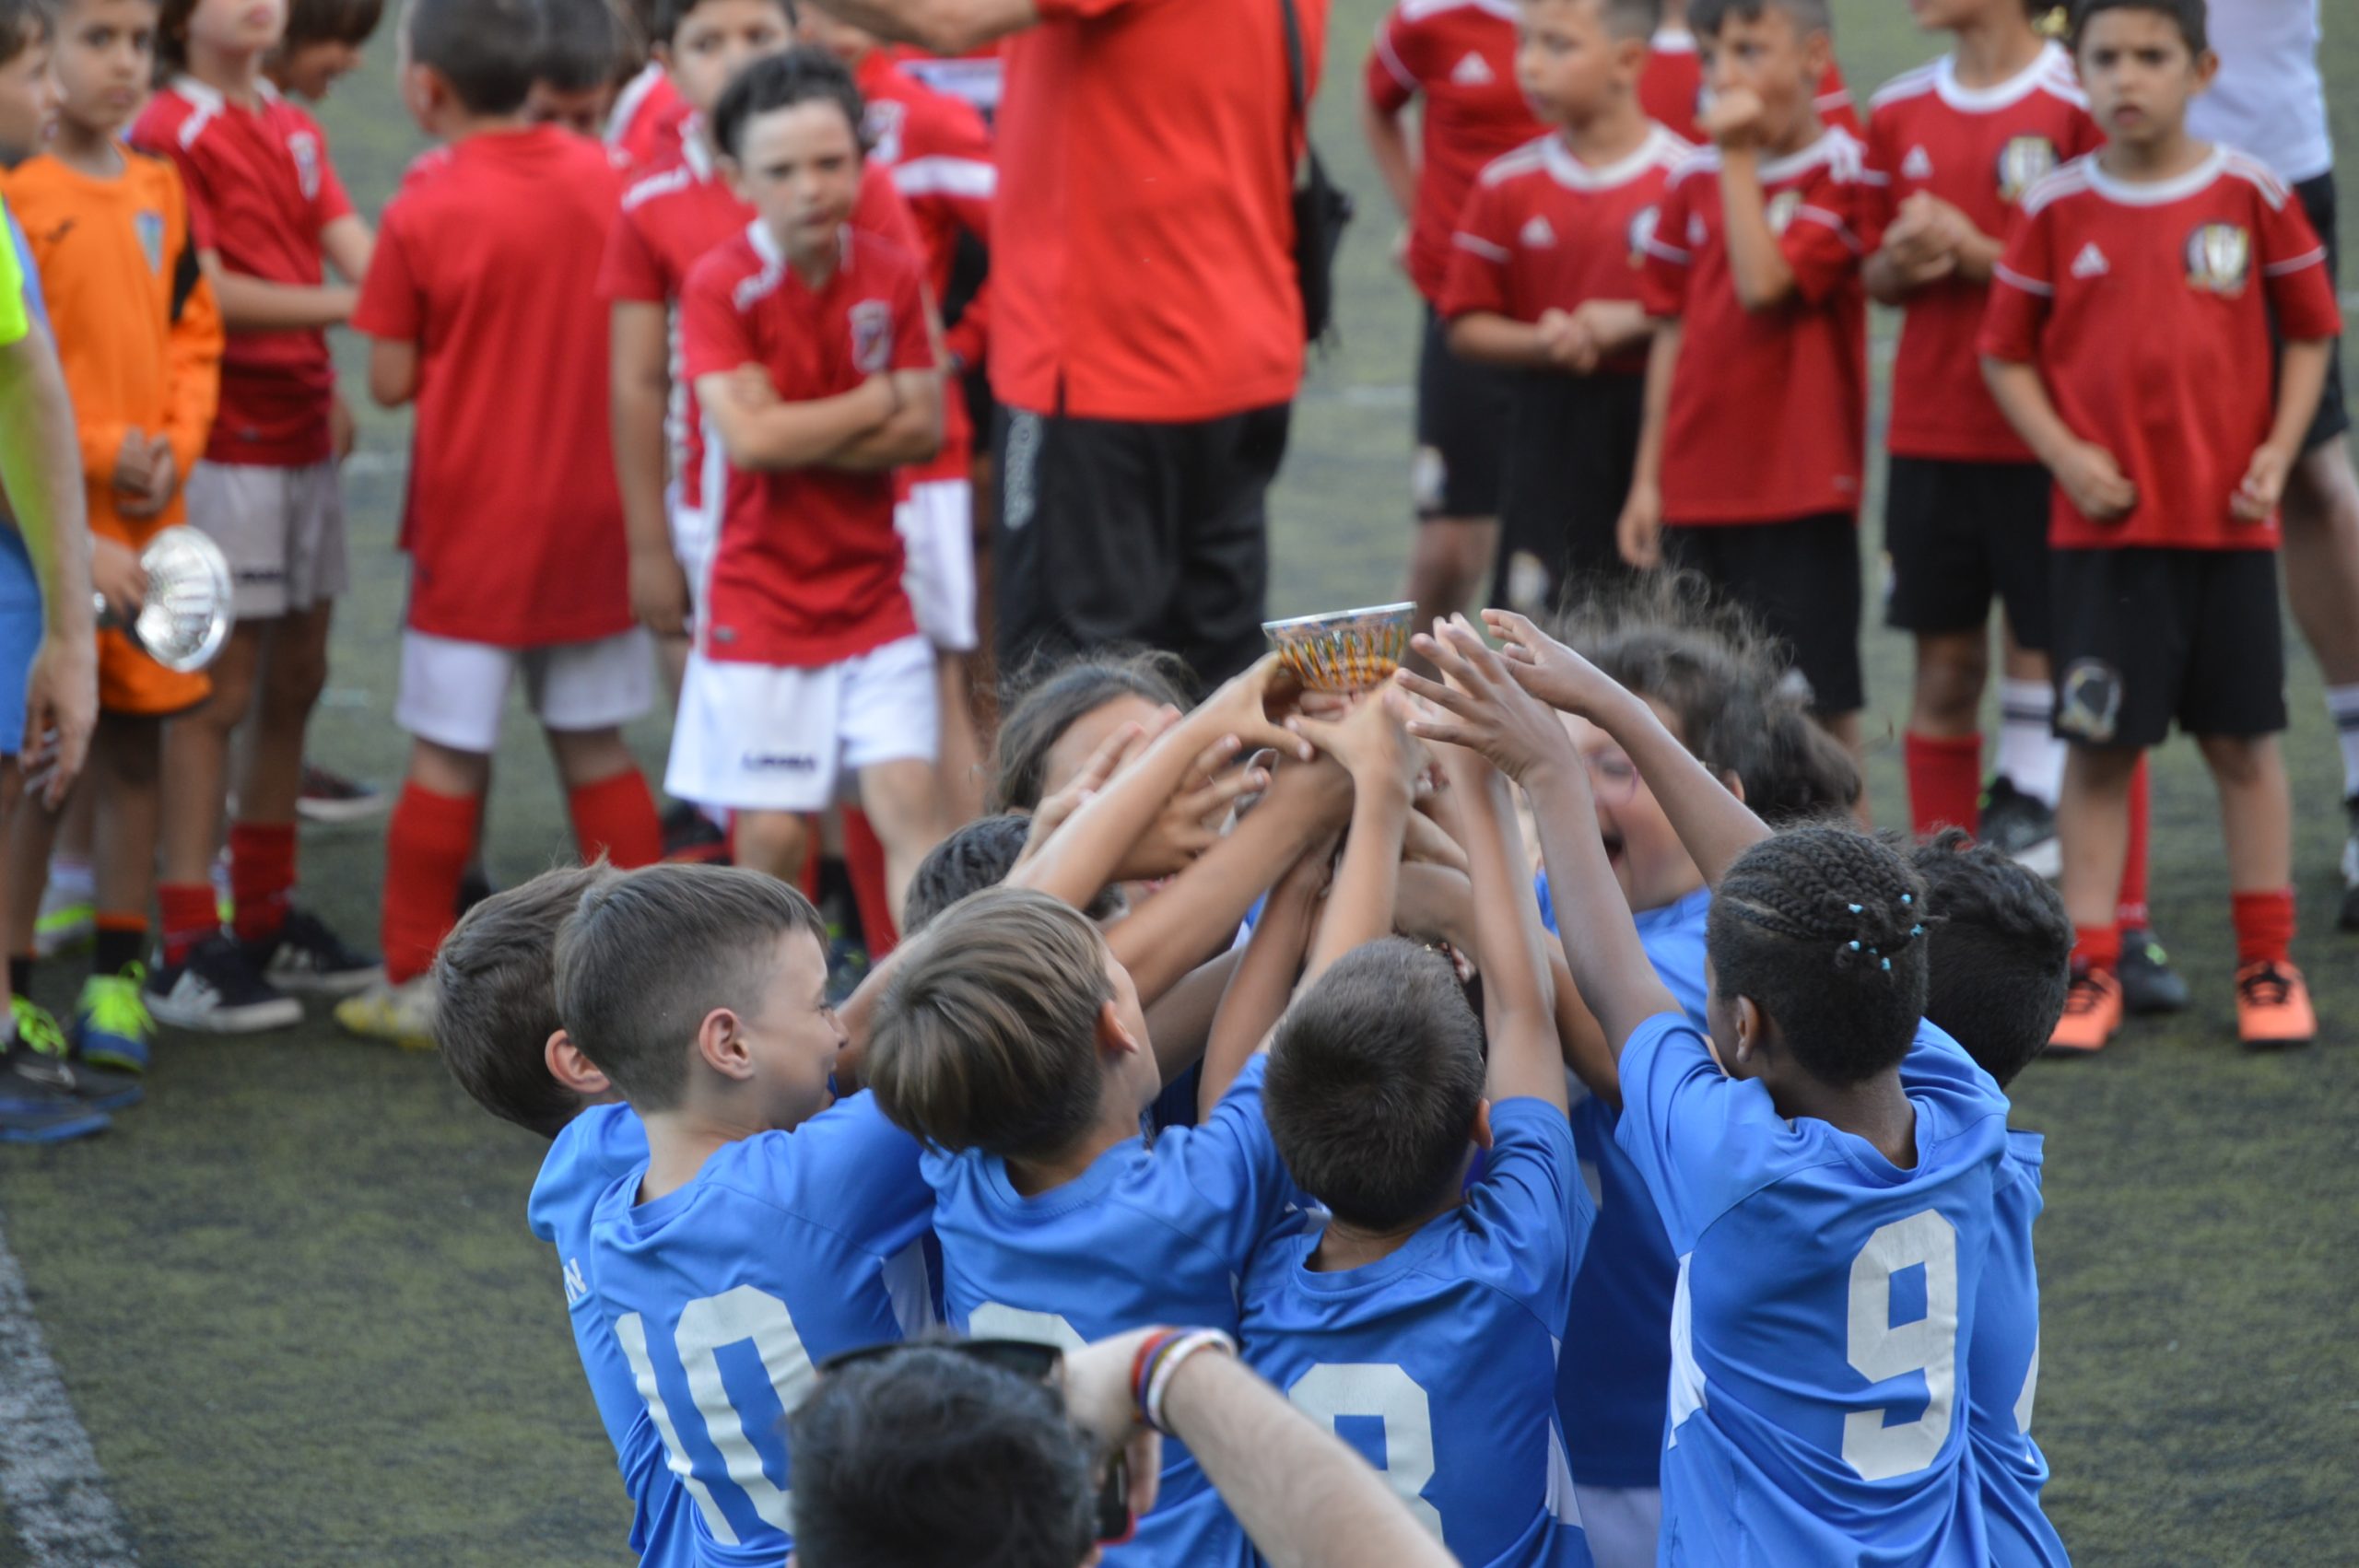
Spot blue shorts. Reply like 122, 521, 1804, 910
0, 526, 42, 748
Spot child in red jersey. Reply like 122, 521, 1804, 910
135, 0, 381, 1035
1363, 0, 1542, 649
1617, 0, 1872, 775
263, 0, 380, 103
1443, 0, 1686, 616
338, 0, 663, 1048
670, 49, 946, 920
1981, 0, 2338, 1051
1638, 0, 1858, 142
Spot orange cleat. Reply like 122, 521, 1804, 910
2048, 966, 2123, 1055
2235, 961, 2316, 1049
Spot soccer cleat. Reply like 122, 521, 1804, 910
244, 908, 382, 997
2047, 966, 2123, 1055
73, 965, 157, 1073
2117, 926, 2190, 1015
334, 975, 439, 1051
1978, 778, 2060, 880
0, 1057, 110, 1143
7, 997, 142, 1110
33, 883, 93, 958
2235, 960, 2316, 1049
662, 802, 730, 864
2339, 795, 2359, 933
144, 937, 304, 1036
297, 762, 389, 824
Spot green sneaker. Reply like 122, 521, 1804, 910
7, 996, 142, 1109
72, 965, 155, 1073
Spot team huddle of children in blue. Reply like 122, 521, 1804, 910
441, 589, 2077, 1568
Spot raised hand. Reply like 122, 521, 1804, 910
1481, 608, 1624, 719
1198, 652, 1318, 762
1391, 614, 1579, 787
1285, 685, 1426, 799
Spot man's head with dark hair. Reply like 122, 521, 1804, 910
990, 649, 1191, 813
526, 0, 630, 134
433, 862, 617, 1139
399, 0, 543, 117
2069, 0, 2203, 55
1908, 829, 2071, 1088
1708, 826, 1931, 1087
789, 1345, 1097, 1568
1265, 940, 1488, 1233
554, 863, 835, 1122
904, 814, 1126, 936
708, 40, 857, 158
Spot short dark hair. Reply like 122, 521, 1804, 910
789, 1345, 1097, 1568
433, 862, 616, 1139
2070, 0, 2204, 55
904, 814, 1125, 936
990, 649, 1191, 814
1266, 940, 1487, 1232
1748, 695, 1863, 825
710, 43, 863, 160
1692, 0, 1831, 40
866, 887, 1113, 1162
652, 0, 792, 43
280, 0, 382, 49
1708, 826, 1930, 1086
403, 0, 545, 115
1557, 0, 1660, 42
553, 863, 828, 1113
534, 0, 630, 90
0, 0, 49, 67
1907, 829, 2071, 1089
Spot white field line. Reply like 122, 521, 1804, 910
0, 1211, 137, 1566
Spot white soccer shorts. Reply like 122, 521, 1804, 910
185, 459, 348, 618
895, 478, 978, 653
664, 633, 939, 813
395, 628, 655, 755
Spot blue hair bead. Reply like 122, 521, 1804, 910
1847, 903, 1863, 914
1901, 894, 1913, 906
1911, 924, 1925, 938
1881, 958, 1892, 971
1849, 940, 1861, 951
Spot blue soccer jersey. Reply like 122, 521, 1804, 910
923, 1054, 1297, 1568
529, 1103, 692, 1562
1241, 1099, 1595, 1566
586, 1091, 936, 1567
1544, 880, 1707, 1491
1614, 1012, 2011, 1565
1971, 1129, 2068, 1566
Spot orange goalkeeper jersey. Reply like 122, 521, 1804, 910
2, 148, 221, 542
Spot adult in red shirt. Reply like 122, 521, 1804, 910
807, 0, 1328, 685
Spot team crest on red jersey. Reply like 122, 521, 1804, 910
1993, 135, 2057, 202
1627, 205, 1661, 266
2184, 223, 2250, 296
850, 299, 894, 373
288, 131, 323, 201
863, 100, 906, 167
1765, 189, 1802, 235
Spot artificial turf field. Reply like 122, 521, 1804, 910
3, 5, 2356, 1563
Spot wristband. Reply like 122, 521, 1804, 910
1133, 1328, 1237, 1435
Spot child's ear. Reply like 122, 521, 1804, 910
719, 154, 749, 205
1732, 995, 1766, 1065
698, 1006, 757, 1080
1469, 1097, 1495, 1152
1095, 997, 1140, 1059
1800, 27, 1831, 86
1722, 768, 1746, 803
2190, 47, 2219, 91
546, 1028, 614, 1096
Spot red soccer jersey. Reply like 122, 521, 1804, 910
1365, 0, 1543, 304
1638, 32, 1860, 145
597, 129, 922, 514
1440, 124, 1691, 376
889, 41, 1004, 120
1980, 146, 2341, 551
608, 63, 689, 174
990, 0, 1327, 422
131, 77, 352, 466
679, 223, 935, 667
1865, 44, 2100, 462
1639, 131, 1871, 524
352, 128, 630, 648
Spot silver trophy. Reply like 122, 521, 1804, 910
96, 526, 234, 673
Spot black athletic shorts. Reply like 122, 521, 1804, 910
1492, 370, 1644, 614
1414, 305, 1515, 521
1883, 455, 2054, 649
993, 401, 1291, 689
2290, 172, 2349, 451
2048, 546, 2285, 750
1661, 512, 1864, 715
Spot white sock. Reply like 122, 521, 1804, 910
2328, 684, 2359, 802
45, 854, 93, 900
1997, 678, 2066, 807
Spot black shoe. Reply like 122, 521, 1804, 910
2339, 795, 2359, 933
2118, 926, 2190, 1015
455, 864, 496, 922
245, 907, 382, 998
662, 802, 730, 864
144, 935, 304, 1035
297, 762, 388, 824
1978, 778, 2060, 878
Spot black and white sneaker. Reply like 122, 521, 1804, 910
1978, 778, 2060, 879
145, 935, 305, 1034
2340, 794, 2359, 933
297, 762, 388, 825
245, 908, 382, 998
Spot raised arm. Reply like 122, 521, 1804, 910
1287, 693, 1423, 985
1198, 836, 1332, 1113
1447, 744, 1567, 1111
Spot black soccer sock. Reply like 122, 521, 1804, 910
8, 954, 30, 1000
92, 923, 146, 977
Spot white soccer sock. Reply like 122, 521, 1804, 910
45, 853, 93, 900
1997, 678, 2066, 808
2328, 685, 2359, 802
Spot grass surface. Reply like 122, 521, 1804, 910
3, 6, 2356, 1564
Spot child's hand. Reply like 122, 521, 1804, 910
2233, 443, 2294, 522
2056, 439, 2137, 522
330, 392, 358, 465
1536, 309, 1597, 372
1393, 614, 1580, 788
1120, 736, 1273, 881
1197, 653, 1318, 762
1023, 715, 1157, 864
1481, 608, 1625, 720
111, 430, 150, 498
1877, 195, 1958, 287
90, 537, 147, 618
1616, 479, 1664, 568
628, 544, 693, 638
1700, 86, 1766, 150
1286, 686, 1426, 800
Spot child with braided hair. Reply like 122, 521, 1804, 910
1399, 611, 2013, 1564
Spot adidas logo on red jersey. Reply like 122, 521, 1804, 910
1520, 215, 1557, 248
1450, 53, 1495, 86
1901, 146, 1932, 180
2070, 241, 2109, 279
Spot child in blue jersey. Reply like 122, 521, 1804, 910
1909, 829, 2074, 1567
1402, 611, 2013, 1566
553, 864, 937, 1568
432, 864, 695, 1565
1244, 730, 1593, 1566
863, 692, 1424, 1568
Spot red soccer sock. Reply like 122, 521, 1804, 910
569, 771, 662, 870
2229, 888, 2294, 968
157, 883, 221, 968
382, 783, 479, 985
1905, 731, 1983, 838
2116, 755, 2151, 929
2072, 922, 2122, 976
843, 807, 898, 960
229, 821, 298, 946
